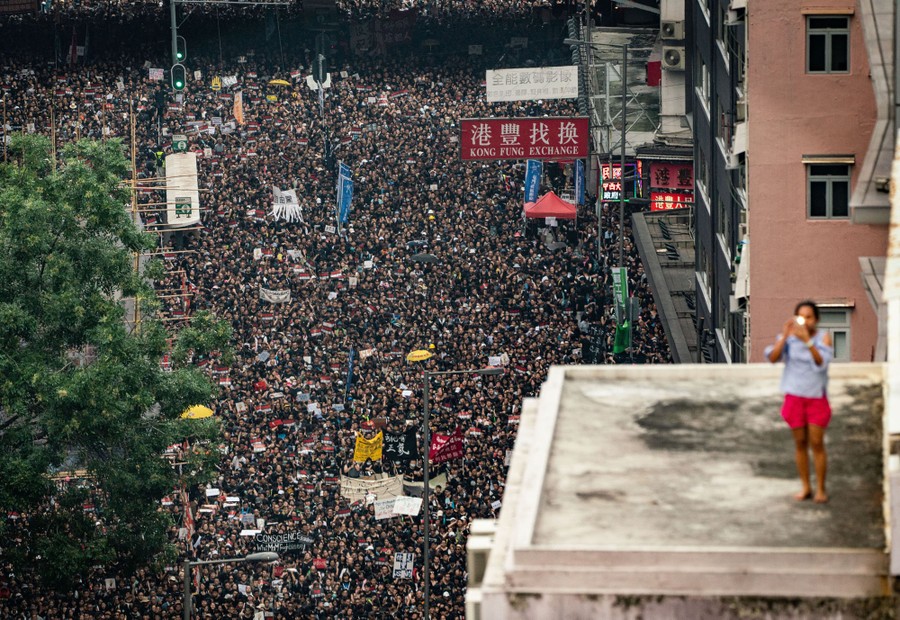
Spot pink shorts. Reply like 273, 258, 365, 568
781, 394, 832, 429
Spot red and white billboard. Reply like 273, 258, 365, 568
650, 191, 693, 211
460, 117, 589, 161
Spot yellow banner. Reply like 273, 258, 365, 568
353, 431, 383, 462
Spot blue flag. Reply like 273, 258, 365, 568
575, 159, 585, 206
524, 159, 542, 203
338, 162, 351, 186
339, 175, 354, 224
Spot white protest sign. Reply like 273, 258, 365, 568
374, 498, 398, 520
392, 496, 422, 517
393, 552, 414, 579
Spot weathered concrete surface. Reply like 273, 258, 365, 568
534, 366, 884, 550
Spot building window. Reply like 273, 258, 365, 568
807, 16, 849, 73
818, 308, 850, 361
807, 164, 850, 219
694, 51, 710, 117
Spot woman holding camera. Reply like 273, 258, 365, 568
766, 300, 834, 503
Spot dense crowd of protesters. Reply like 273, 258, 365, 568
0, 8, 669, 619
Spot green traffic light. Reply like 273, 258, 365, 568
176, 52, 184, 61
175, 80, 184, 88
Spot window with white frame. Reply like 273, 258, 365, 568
818, 308, 851, 361
807, 163, 850, 219
807, 16, 849, 73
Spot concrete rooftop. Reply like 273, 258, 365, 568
476, 363, 888, 617
535, 366, 884, 549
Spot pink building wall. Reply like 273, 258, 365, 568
747, 0, 886, 362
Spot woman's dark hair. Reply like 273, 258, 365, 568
794, 300, 820, 321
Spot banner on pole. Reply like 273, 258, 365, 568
524, 159, 542, 203
339, 175, 353, 224
575, 159, 585, 206
611, 267, 627, 324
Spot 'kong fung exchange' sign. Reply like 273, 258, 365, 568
460, 117, 588, 161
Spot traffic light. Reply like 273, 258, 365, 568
171, 64, 186, 91
176, 36, 187, 62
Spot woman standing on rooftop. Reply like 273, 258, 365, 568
766, 300, 834, 504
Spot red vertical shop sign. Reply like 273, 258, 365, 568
460, 117, 589, 161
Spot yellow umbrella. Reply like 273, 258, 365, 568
406, 349, 433, 363
181, 404, 214, 419
269, 79, 291, 86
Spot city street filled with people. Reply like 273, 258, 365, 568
0, 3, 669, 618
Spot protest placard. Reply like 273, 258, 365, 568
392, 496, 422, 517
253, 531, 314, 553
393, 552, 414, 579
374, 498, 397, 520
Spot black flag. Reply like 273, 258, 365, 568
383, 428, 418, 462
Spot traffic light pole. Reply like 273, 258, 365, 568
170, 0, 178, 64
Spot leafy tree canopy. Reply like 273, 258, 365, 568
0, 135, 231, 589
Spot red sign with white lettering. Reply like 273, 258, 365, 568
460, 117, 589, 161
649, 162, 694, 190
650, 191, 694, 211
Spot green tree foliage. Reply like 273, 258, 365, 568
0, 135, 231, 589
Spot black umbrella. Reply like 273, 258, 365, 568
409, 253, 440, 264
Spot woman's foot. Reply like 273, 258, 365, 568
813, 491, 829, 504
794, 489, 812, 501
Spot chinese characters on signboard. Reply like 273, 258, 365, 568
485, 66, 579, 102
650, 191, 693, 211
600, 162, 642, 202
460, 117, 588, 161
648, 162, 694, 212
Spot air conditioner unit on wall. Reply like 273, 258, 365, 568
660, 20, 684, 40
662, 46, 686, 71
725, 152, 742, 170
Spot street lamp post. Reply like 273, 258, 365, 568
183, 551, 278, 620
421, 366, 503, 620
